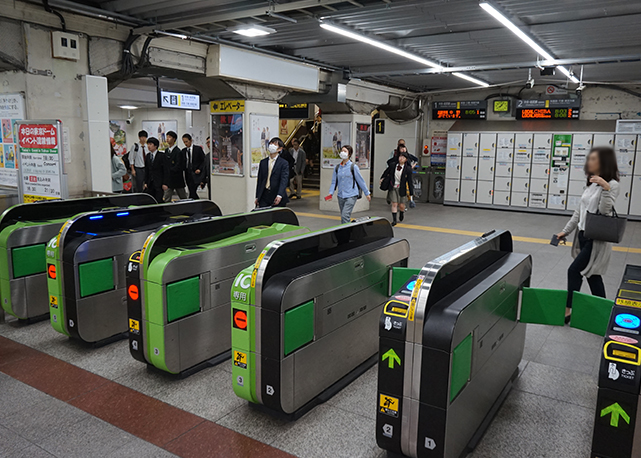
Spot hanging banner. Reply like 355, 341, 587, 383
16, 120, 67, 203
0, 93, 26, 188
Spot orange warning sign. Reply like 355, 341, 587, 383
233, 309, 248, 330
47, 264, 56, 279
128, 284, 139, 301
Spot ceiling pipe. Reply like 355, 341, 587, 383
26, 0, 151, 27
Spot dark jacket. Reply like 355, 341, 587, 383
201, 152, 211, 186
185, 145, 206, 178
255, 156, 290, 204
166, 145, 185, 188
382, 162, 414, 197
280, 149, 296, 180
144, 150, 168, 188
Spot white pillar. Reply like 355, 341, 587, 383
319, 113, 371, 214
82, 75, 111, 193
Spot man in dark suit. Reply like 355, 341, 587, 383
163, 131, 187, 202
182, 133, 206, 200
200, 136, 212, 200
255, 138, 289, 208
143, 137, 168, 203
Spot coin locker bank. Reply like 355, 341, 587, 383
47, 200, 222, 345
231, 218, 410, 418
0, 194, 155, 320
376, 230, 532, 458
127, 208, 309, 375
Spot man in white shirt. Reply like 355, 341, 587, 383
130, 130, 148, 193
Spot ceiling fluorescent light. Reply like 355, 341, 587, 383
320, 22, 442, 70
479, 2, 580, 83
452, 72, 490, 87
119, 105, 138, 110
232, 25, 276, 37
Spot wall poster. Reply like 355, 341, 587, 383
17, 120, 67, 202
109, 120, 132, 192
322, 122, 351, 168
211, 114, 243, 176
0, 93, 25, 188
354, 123, 371, 169
250, 114, 279, 177
141, 120, 178, 151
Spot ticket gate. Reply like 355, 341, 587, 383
231, 217, 410, 419
376, 230, 531, 458
591, 265, 641, 458
0, 194, 155, 320
127, 208, 309, 375
48, 200, 221, 345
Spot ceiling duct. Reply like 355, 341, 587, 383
379, 96, 420, 121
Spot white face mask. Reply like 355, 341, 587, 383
268, 144, 279, 154
339, 151, 349, 160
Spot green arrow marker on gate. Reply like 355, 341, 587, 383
382, 349, 401, 369
601, 403, 630, 428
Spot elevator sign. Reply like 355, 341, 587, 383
16, 120, 67, 203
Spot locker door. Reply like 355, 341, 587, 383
444, 178, 460, 202
461, 156, 478, 180
495, 162, 512, 177
547, 194, 567, 210
513, 162, 530, 178
463, 133, 480, 156
460, 180, 477, 203
476, 181, 494, 204
572, 133, 593, 151
593, 134, 614, 147
531, 163, 549, 180
570, 164, 586, 181
616, 134, 636, 152
514, 149, 532, 164
477, 156, 495, 181
497, 133, 514, 149
619, 174, 632, 215
572, 150, 587, 167
515, 133, 533, 149
549, 169, 569, 195
494, 177, 512, 192
479, 133, 496, 155
528, 193, 547, 209
493, 190, 511, 206
532, 149, 550, 164
533, 133, 552, 150
448, 133, 462, 155
568, 180, 586, 196
629, 175, 641, 216
529, 178, 548, 194
511, 191, 529, 207
445, 155, 460, 180
512, 177, 530, 193
617, 150, 634, 175
496, 149, 513, 162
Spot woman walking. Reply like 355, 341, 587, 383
327, 145, 371, 224
556, 146, 620, 322
381, 150, 414, 226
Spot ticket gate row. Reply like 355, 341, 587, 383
231, 217, 410, 419
126, 208, 309, 375
47, 200, 222, 345
0, 194, 156, 321
376, 230, 532, 458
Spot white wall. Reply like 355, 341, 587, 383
372, 113, 419, 199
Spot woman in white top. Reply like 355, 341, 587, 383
556, 146, 620, 321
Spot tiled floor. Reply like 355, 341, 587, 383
1, 198, 640, 457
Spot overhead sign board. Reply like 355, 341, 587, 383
158, 89, 201, 111
279, 103, 310, 119
210, 100, 245, 113
515, 98, 581, 120
432, 101, 487, 120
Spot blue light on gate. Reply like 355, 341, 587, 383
116, 212, 129, 217
406, 280, 417, 291
615, 314, 641, 330
89, 215, 103, 220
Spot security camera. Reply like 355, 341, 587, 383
126, 114, 135, 124
525, 78, 535, 89
576, 85, 586, 96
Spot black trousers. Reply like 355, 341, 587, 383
258, 190, 286, 208
567, 231, 606, 308
145, 184, 164, 204
186, 175, 200, 200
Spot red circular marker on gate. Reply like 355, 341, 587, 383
128, 284, 139, 301
234, 310, 248, 330
48, 264, 56, 279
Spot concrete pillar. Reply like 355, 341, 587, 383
82, 75, 111, 193
319, 113, 371, 214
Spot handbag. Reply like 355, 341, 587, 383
379, 167, 391, 191
584, 209, 627, 243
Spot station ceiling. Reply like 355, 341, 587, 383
56, 0, 641, 92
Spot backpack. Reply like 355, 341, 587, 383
335, 163, 363, 199
380, 166, 391, 191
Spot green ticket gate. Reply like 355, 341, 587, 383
0, 194, 156, 321
47, 200, 221, 345
126, 208, 309, 375
231, 217, 410, 419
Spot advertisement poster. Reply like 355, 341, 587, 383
109, 120, 131, 191
0, 93, 25, 188
17, 122, 64, 202
431, 131, 448, 167
211, 114, 243, 176
322, 122, 351, 168
141, 120, 177, 151
354, 123, 371, 169
250, 114, 279, 177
